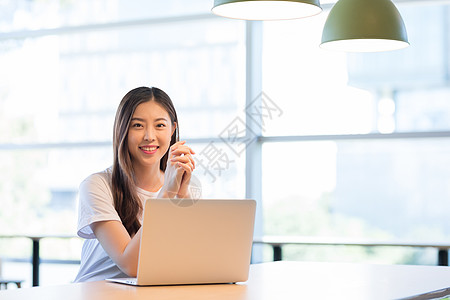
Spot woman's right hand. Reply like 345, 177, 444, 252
158, 141, 195, 198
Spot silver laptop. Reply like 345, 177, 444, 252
107, 198, 256, 286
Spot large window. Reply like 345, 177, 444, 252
0, 0, 246, 232
262, 2, 450, 263
1, 0, 449, 287
0, 0, 245, 286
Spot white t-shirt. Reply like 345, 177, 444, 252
74, 168, 159, 282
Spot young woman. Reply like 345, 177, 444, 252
74, 86, 196, 282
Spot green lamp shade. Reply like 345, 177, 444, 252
320, 0, 409, 52
212, 0, 322, 20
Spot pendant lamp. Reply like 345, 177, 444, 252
320, 0, 409, 52
212, 0, 322, 20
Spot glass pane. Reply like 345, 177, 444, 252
0, 141, 245, 235
396, 87, 450, 132
0, 18, 245, 143
0, 0, 213, 32
0, 146, 112, 235
262, 3, 450, 135
262, 13, 375, 136
0, 1, 244, 288
192, 142, 246, 199
262, 139, 450, 264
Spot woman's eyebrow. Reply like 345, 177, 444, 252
130, 117, 145, 122
154, 117, 169, 122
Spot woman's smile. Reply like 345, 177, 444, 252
139, 145, 159, 154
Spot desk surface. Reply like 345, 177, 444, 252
2, 261, 450, 300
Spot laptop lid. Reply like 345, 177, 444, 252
136, 198, 256, 286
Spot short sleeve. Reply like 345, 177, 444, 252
77, 172, 121, 239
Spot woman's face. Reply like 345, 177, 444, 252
127, 100, 175, 171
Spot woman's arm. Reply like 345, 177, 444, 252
90, 220, 142, 277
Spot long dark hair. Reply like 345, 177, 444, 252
112, 86, 179, 235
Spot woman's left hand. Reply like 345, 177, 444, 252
169, 141, 195, 198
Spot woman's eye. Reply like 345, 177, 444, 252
132, 123, 143, 128
156, 123, 166, 128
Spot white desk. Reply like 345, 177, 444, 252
1, 261, 450, 299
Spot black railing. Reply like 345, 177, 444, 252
253, 236, 450, 266
2, 235, 450, 287
2, 257, 80, 265
0, 235, 80, 286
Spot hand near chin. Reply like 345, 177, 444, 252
159, 141, 195, 199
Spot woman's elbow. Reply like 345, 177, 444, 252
119, 262, 138, 277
